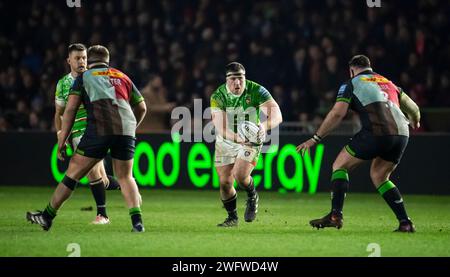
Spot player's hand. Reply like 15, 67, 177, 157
57, 140, 67, 161
234, 133, 246, 144
256, 123, 266, 145
411, 121, 420, 129
296, 138, 317, 156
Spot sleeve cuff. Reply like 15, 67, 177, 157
69, 90, 81, 96
55, 100, 66, 107
336, 97, 351, 103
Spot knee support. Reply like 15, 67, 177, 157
62, 175, 78, 191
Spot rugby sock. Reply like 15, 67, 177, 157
330, 169, 349, 215
129, 207, 142, 226
377, 181, 409, 221
222, 194, 238, 219
89, 178, 107, 218
240, 177, 256, 198
42, 203, 57, 221
105, 175, 120, 190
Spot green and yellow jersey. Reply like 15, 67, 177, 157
55, 73, 87, 138
210, 80, 272, 142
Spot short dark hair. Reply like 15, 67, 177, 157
87, 45, 110, 64
68, 43, 87, 55
348, 55, 371, 69
225, 62, 246, 77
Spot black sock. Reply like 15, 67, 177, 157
240, 177, 256, 198
222, 194, 238, 219
129, 207, 142, 226
330, 169, 349, 216
105, 175, 120, 190
89, 178, 107, 217
378, 181, 409, 221
42, 203, 57, 221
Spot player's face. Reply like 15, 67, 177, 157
68, 50, 87, 74
226, 76, 246, 95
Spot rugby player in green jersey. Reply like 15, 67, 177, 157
27, 45, 147, 232
297, 55, 420, 232
211, 62, 283, 227
54, 43, 120, 225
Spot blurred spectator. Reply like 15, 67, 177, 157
138, 75, 176, 133
0, 0, 448, 132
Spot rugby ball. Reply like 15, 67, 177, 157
237, 121, 264, 145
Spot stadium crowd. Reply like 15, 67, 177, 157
0, 0, 449, 132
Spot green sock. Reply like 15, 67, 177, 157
331, 169, 349, 215
377, 181, 409, 221
43, 203, 57, 220
129, 207, 142, 226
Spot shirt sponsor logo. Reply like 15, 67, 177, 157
92, 70, 124, 78
361, 76, 390, 83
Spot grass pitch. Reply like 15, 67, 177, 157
0, 186, 449, 257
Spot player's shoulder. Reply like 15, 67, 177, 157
109, 67, 127, 77
246, 79, 271, 98
57, 73, 72, 84
245, 79, 262, 90
245, 80, 267, 92
110, 67, 133, 83
338, 79, 352, 91
211, 83, 227, 98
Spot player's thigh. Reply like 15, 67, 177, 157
233, 146, 260, 178
215, 164, 234, 186
370, 157, 397, 186
86, 160, 106, 181
112, 158, 134, 179
214, 140, 240, 167
232, 158, 255, 181
66, 154, 101, 181
333, 147, 365, 171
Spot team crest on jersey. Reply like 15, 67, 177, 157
246, 97, 251, 105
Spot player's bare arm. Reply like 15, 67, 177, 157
399, 91, 421, 129
212, 111, 245, 144
259, 99, 283, 136
296, 101, 349, 155
58, 94, 82, 161
54, 104, 65, 137
133, 101, 147, 128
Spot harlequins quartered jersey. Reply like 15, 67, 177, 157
336, 70, 409, 136
70, 66, 144, 137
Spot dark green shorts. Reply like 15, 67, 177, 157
345, 131, 408, 164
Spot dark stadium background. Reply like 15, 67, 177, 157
1, 0, 449, 132
1, 0, 450, 262
0, 0, 449, 193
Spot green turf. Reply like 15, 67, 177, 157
0, 186, 449, 257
